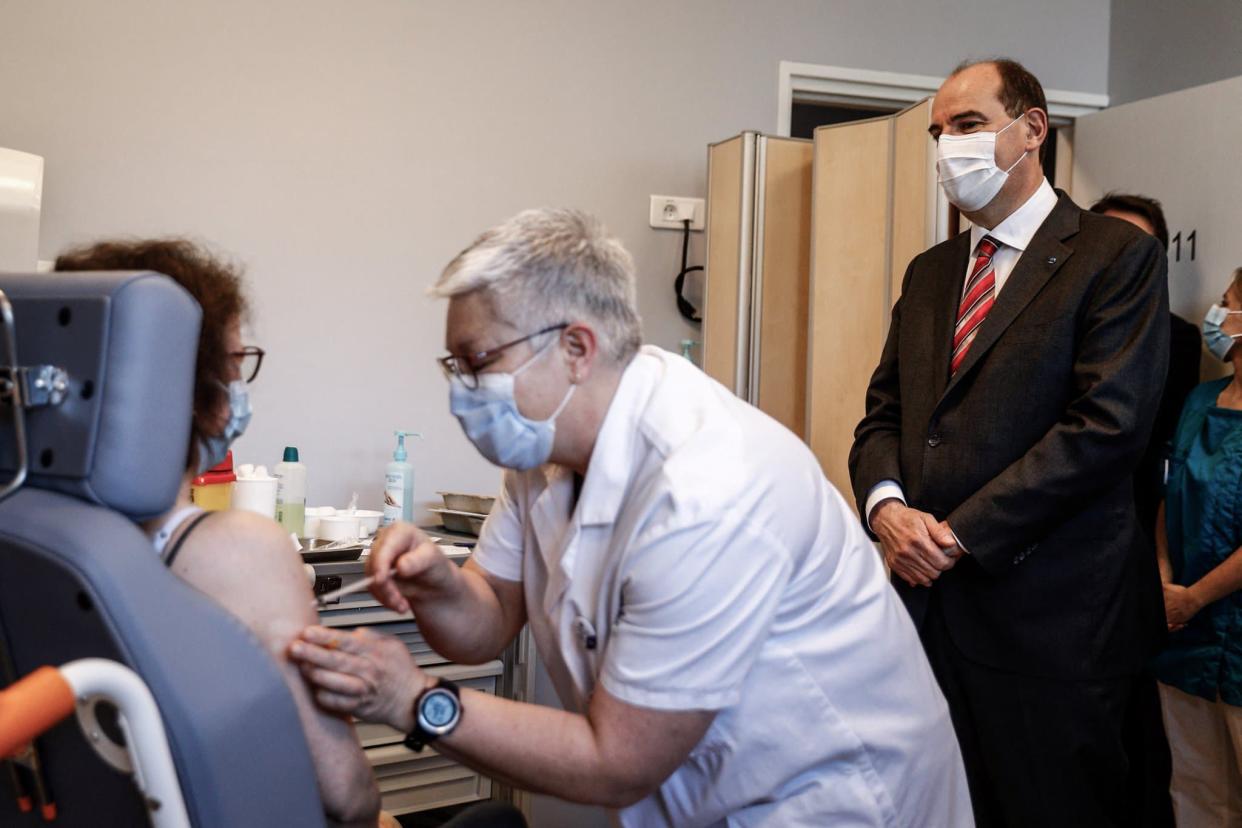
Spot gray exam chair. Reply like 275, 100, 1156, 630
0, 271, 326, 827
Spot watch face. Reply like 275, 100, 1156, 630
421, 689, 459, 731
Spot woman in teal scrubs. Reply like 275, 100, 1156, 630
1155, 266, 1242, 824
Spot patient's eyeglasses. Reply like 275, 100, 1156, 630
438, 324, 568, 390
230, 346, 265, 384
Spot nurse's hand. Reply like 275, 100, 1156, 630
367, 522, 457, 614
290, 625, 429, 733
870, 500, 959, 588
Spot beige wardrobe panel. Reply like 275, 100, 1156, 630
703, 135, 748, 393
890, 99, 935, 302
807, 117, 894, 495
754, 137, 813, 436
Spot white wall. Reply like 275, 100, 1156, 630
1109, 0, 1242, 105
1072, 75, 1242, 382
0, 0, 1110, 515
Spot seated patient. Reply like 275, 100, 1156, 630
55, 239, 381, 827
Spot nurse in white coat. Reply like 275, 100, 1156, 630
291, 208, 972, 827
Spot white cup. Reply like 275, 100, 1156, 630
317, 515, 361, 543
232, 476, 278, 518
341, 509, 383, 538
303, 506, 337, 539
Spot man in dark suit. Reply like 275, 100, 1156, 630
1087, 192, 1197, 828
850, 58, 1170, 827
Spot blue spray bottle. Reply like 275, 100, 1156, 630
383, 430, 422, 526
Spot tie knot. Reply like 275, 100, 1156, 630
977, 236, 1000, 259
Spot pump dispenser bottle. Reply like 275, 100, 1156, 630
383, 430, 421, 526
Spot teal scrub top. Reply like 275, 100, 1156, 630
1153, 377, 1242, 706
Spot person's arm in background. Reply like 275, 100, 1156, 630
174, 511, 380, 826
1164, 544, 1242, 631
946, 234, 1171, 571
850, 259, 959, 587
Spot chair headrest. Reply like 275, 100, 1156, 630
0, 271, 201, 520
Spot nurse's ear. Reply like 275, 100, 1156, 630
561, 322, 598, 383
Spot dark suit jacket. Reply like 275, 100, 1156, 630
849, 191, 1170, 680
1135, 313, 1201, 540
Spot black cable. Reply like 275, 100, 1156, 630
674, 218, 703, 323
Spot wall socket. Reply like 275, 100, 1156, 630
649, 195, 705, 231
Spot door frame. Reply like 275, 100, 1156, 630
776, 61, 1108, 137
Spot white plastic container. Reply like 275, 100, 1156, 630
232, 465, 278, 518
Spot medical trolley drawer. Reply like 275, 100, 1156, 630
358, 662, 502, 815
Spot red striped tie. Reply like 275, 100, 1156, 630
951, 236, 1000, 376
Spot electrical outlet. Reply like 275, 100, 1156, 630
649, 195, 705, 230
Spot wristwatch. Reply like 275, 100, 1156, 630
403, 678, 461, 753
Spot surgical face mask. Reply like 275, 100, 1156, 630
936, 115, 1029, 212
197, 379, 252, 473
449, 336, 576, 471
1203, 304, 1242, 361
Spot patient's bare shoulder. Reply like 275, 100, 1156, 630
170, 509, 315, 655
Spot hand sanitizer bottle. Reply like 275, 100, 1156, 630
383, 430, 421, 526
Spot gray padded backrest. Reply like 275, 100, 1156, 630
0, 270, 326, 826
0, 271, 199, 520
0, 490, 326, 828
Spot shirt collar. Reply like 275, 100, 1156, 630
574, 347, 661, 526
971, 178, 1057, 254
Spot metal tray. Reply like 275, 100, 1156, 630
299, 538, 365, 563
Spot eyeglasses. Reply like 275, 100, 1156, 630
438, 324, 567, 390
230, 346, 265, 384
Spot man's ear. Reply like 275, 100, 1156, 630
1026, 108, 1049, 152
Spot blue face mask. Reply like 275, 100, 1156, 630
197, 379, 252, 473
449, 336, 576, 471
1203, 304, 1242, 361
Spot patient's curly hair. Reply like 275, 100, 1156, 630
55, 238, 249, 471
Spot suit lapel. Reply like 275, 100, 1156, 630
938, 195, 1080, 402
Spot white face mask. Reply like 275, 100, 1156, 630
936, 115, 1029, 212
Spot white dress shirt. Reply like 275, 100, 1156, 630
474, 346, 972, 827
865, 179, 1059, 529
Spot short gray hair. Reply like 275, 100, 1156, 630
431, 208, 643, 363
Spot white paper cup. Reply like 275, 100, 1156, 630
231, 477, 278, 518
303, 506, 337, 539
318, 515, 361, 542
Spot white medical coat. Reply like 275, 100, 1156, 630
473, 346, 972, 827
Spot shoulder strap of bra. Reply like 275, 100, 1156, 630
162, 511, 214, 568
